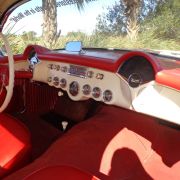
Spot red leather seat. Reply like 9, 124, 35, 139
3, 106, 180, 180
0, 113, 31, 178
24, 165, 99, 180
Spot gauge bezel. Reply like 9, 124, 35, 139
82, 84, 91, 95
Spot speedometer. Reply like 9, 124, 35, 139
118, 56, 155, 85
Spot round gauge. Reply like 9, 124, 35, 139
60, 78, 67, 88
56, 65, 60, 71
53, 76, 59, 86
82, 84, 91, 95
69, 81, 79, 96
128, 73, 142, 88
103, 90, 113, 102
92, 87, 101, 98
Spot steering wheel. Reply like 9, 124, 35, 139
0, 32, 14, 112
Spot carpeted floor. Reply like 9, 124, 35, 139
14, 113, 63, 160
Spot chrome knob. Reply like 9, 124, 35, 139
87, 71, 94, 78
48, 64, 53, 69
47, 77, 52, 83
61, 66, 68, 72
96, 73, 104, 80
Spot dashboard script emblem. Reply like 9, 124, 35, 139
128, 73, 142, 88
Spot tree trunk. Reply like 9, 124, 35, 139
123, 0, 141, 40
42, 0, 90, 48
42, 0, 60, 48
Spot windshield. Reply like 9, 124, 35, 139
1, 0, 180, 55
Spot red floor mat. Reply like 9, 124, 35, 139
15, 113, 62, 160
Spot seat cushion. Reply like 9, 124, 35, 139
0, 113, 31, 178
24, 165, 99, 180
3, 106, 180, 180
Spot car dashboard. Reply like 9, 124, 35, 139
29, 46, 159, 108
1, 45, 180, 125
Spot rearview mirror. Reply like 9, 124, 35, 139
65, 41, 82, 52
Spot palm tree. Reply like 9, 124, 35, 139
122, 0, 141, 40
42, 0, 90, 48
42, 0, 59, 48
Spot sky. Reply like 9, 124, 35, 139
3, 0, 117, 36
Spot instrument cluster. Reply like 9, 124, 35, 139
47, 62, 113, 103
32, 54, 156, 109
25, 46, 180, 125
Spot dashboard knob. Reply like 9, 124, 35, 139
96, 73, 104, 80
87, 71, 94, 78
61, 66, 68, 72
82, 84, 91, 95
47, 77, 52, 83
52, 64, 57, 70
48, 64, 53, 69
69, 81, 79, 96
103, 90, 113, 102
92, 87, 101, 98
60, 78, 67, 88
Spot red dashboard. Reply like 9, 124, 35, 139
0, 45, 179, 124
14, 45, 180, 90
0, 45, 179, 91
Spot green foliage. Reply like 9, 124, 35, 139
93, 0, 180, 50
2, 0, 179, 54
95, 0, 162, 36
141, 0, 180, 40
3, 29, 180, 55
53, 31, 180, 51
4, 31, 40, 54
95, 1, 126, 36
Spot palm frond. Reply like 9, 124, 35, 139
76, 0, 91, 10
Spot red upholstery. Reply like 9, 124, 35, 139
4, 106, 180, 180
155, 68, 180, 90
0, 113, 31, 178
24, 165, 99, 180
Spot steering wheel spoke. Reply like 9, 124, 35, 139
0, 65, 9, 86
0, 33, 14, 112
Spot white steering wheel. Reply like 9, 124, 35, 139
0, 32, 14, 112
